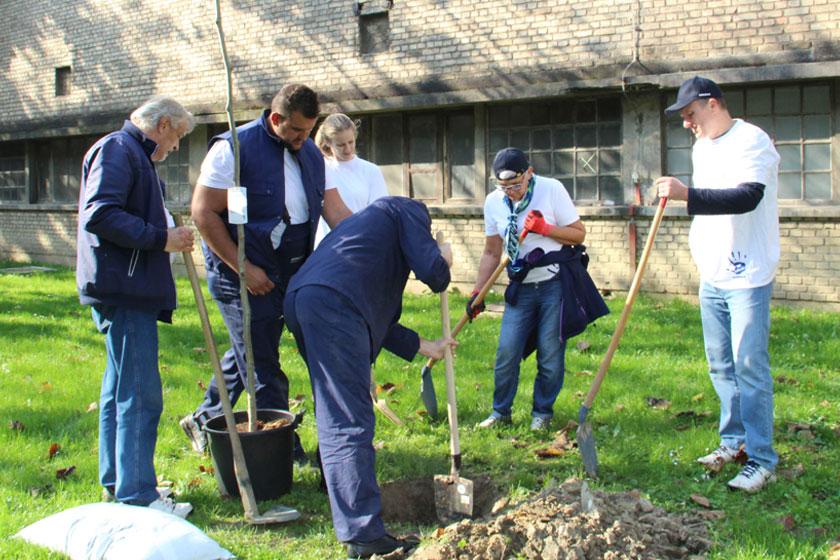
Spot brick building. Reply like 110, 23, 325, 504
1, 0, 838, 307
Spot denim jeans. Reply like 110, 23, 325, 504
490, 275, 566, 420
699, 280, 778, 471
92, 305, 163, 506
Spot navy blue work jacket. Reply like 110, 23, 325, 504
76, 121, 175, 321
204, 109, 326, 284
287, 196, 450, 362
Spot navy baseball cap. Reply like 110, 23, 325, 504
493, 147, 530, 181
664, 76, 723, 115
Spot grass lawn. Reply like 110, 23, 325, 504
0, 262, 838, 559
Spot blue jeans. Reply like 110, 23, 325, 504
490, 276, 566, 420
92, 305, 163, 506
699, 280, 778, 471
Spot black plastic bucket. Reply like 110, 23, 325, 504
204, 408, 298, 500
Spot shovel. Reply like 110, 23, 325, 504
433, 232, 474, 521
421, 230, 528, 418
576, 197, 668, 478
175, 214, 299, 524
370, 368, 405, 426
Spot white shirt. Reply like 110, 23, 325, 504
689, 119, 780, 289
314, 155, 389, 246
484, 174, 580, 283
197, 140, 335, 225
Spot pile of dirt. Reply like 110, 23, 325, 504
396, 477, 713, 560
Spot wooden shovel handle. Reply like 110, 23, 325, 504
582, 197, 668, 409
423, 230, 528, 370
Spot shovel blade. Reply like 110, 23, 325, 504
245, 505, 301, 525
420, 365, 438, 419
434, 474, 474, 522
576, 421, 599, 478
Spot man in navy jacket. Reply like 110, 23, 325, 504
181, 84, 351, 460
77, 96, 195, 518
284, 197, 456, 559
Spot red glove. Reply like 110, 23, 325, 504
466, 290, 485, 322
524, 210, 553, 236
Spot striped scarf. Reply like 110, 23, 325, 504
504, 176, 535, 272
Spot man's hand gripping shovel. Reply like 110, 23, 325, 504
420, 230, 528, 418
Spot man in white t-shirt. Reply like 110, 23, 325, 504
656, 76, 780, 492
468, 147, 585, 432
179, 85, 351, 460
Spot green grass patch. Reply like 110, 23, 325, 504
0, 262, 838, 559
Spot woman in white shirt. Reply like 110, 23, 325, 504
314, 113, 389, 246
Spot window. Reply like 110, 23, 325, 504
0, 142, 26, 202
664, 82, 833, 200
356, 110, 476, 203
156, 142, 192, 205
31, 136, 98, 203
55, 66, 72, 97
487, 97, 623, 202
359, 12, 390, 54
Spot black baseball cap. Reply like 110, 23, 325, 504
664, 76, 723, 115
493, 147, 530, 181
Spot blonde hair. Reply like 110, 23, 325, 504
314, 113, 359, 157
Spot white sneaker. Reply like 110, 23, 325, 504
727, 460, 777, 492
477, 415, 512, 428
148, 496, 194, 518
696, 445, 740, 468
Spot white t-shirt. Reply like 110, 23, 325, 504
197, 140, 334, 225
689, 119, 780, 289
484, 174, 580, 284
314, 155, 389, 246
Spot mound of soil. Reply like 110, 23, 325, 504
386, 477, 713, 560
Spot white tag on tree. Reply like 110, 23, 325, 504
227, 186, 248, 224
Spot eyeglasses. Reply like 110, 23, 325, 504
496, 172, 528, 193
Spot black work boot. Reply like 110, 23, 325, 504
345, 534, 419, 559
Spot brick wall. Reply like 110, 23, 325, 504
2, 0, 840, 129
3, 208, 840, 310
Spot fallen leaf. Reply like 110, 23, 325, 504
187, 478, 202, 488
674, 409, 697, 418
197, 380, 206, 390
56, 465, 76, 480
696, 509, 726, 522
646, 397, 671, 410
534, 447, 565, 458
192, 347, 207, 353
47, 443, 60, 460
675, 424, 690, 431
378, 382, 396, 394
433, 528, 445, 538
776, 514, 796, 531
29, 484, 53, 498
576, 341, 591, 352
9, 420, 25, 431
786, 421, 812, 433
86, 402, 98, 413
776, 376, 799, 386
510, 438, 528, 449
160, 365, 169, 372
575, 370, 594, 377
830, 544, 840, 560
690, 493, 711, 508
373, 440, 385, 451
573, 391, 585, 400
614, 404, 625, 411
198, 464, 214, 474
820, 400, 831, 407
692, 393, 704, 401
41, 382, 52, 391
